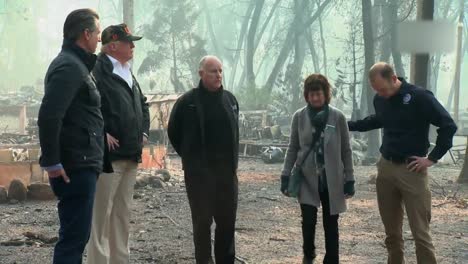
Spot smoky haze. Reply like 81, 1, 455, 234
0, 0, 467, 114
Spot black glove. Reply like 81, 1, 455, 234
344, 181, 355, 197
280, 175, 289, 195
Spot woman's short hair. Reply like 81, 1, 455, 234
303, 73, 332, 104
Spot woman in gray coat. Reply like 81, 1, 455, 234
280, 74, 355, 264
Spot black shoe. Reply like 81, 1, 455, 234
302, 256, 314, 264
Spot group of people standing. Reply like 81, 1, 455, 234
39, 8, 149, 264
280, 63, 457, 264
38, 8, 457, 264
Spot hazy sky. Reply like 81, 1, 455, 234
1, 0, 466, 110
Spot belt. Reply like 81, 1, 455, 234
382, 153, 408, 164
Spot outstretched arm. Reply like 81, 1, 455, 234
348, 114, 382, 132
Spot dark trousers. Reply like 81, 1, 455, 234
184, 161, 238, 264
300, 190, 340, 264
49, 169, 98, 264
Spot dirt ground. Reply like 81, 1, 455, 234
1, 157, 467, 264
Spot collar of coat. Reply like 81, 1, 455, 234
61, 39, 97, 72
97, 52, 120, 74
197, 80, 224, 96
96, 53, 136, 86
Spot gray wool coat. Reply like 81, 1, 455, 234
282, 105, 354, 215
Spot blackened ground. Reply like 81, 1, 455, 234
1, 157, 467, 263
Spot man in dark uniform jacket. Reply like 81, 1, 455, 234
349, 62, 457, 264
38, 9, 107, 264
168, 55, 239, 264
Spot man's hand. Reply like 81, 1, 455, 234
407, 156, 434, 173
142, 135, 149, 145
47, 168, 70, 183
280, 175, 290, 197
107, 133, 120, 151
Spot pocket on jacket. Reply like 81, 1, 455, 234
85, 77, 101, 107
87, 129, 104, 159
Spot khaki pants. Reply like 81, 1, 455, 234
86, 160, 138, 264
376, 157, 437, 264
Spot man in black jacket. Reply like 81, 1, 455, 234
86, 24, 149, 264
38, 9, 104, 264
348, 62, 457, 264
168, 55, 239, 264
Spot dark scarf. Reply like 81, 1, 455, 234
307, 103, 329, 146
307, 103, 330, 192
62, 39, 97, 72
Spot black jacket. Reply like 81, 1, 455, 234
168, 83, 239, 172
348, 78, 457, 162
92, 53, 150, 162
38, 40, 106, 173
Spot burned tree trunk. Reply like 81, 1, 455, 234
350, 30, 361, 122
362, 0, 381, 162
316, 0, 328, 75
245, 0, 265, 89
453, 0, 464, 123
201, 0, 222, 58
430, 0, 452, 95
458, 138, 468, 184
228, 3, 255, 90
289, 0, 307, 113
450, 0, 465, 185
170, 35, 185, 93
378, 0, 392, 62
237, 0, 280, 90
263, 0, 331, 94
123, 0, 134, 30
253, 0, 281, 54
447, 3, 467, 111
389, 0, 406, 77
306, 29, 320, 73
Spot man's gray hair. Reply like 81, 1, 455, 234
101, 41, 121, 53
199, 55, 221, 70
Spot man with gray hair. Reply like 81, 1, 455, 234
168, 55, 240, 264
